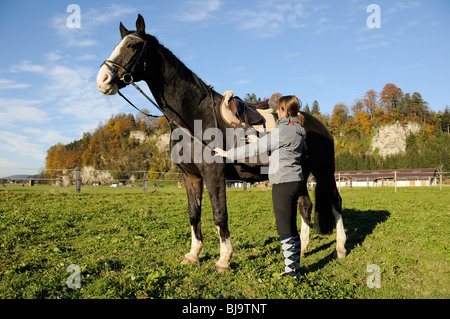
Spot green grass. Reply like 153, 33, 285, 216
0, 185, 448, 299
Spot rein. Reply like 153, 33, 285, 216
101, 33, 217, 149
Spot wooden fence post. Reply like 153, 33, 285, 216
143, 172, 148, 193
338, 172, 341, 192
75, 168, 81, 194
394, 171, 397, 193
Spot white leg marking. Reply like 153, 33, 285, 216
332, 206, 347, 258
181, 226, 203, 264
215, 226, 233, 272
300, 217, 310, 258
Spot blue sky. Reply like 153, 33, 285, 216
0, 0, 449, 177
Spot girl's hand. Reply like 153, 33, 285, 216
213, 148, 227, 157
247, 135, 259, 143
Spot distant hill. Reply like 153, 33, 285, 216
1, 174, 31, 180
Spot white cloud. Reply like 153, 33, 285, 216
6, 59, 125, 133
234, 78, 252, 85
397, 21, 419, 35
77, 54, 97, 61
385, 1, 421, 15
49, 4, 137, 47
230, 0, 312, 38
0, 97, 49, 126
10, 60, 45, 73
0, 79, 31, 90
177, 0, 222, 22
0, 131, 46, 161
22, 128, 73, 145
45, 52, 63, 62
0, 157, 22, 169
356, 41, 390, 50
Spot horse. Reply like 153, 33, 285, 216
96, 14, 346, 272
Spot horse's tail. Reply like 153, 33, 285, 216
313, 178, 341, 235
300, 111, 342, 235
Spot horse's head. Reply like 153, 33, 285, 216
97, 14, 147, 95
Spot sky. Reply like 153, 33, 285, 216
0, 0, 449, 177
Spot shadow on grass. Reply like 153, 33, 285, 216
302, 209, 390, 273
194, 209, 390, 274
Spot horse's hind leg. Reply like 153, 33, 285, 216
181, 173, 204, 265
298, 195, 312, 258
332, 190, 346, 258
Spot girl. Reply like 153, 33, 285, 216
214, 95, 306, 278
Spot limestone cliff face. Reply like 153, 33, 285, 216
369, 122, 421, 157
129, 130, 170, 153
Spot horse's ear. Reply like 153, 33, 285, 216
120, 22, 128, 39
136, 14, 145, 35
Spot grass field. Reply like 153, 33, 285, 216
0, 185, 448, 299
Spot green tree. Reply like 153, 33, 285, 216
311, 100, 320, 115
244, 93, 260, 104
303, 103, 311, 114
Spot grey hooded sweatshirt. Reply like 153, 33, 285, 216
226, 116, 305, 185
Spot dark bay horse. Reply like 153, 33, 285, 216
96, 15, 346, 272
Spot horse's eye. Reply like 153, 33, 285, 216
127, 44, 136, 49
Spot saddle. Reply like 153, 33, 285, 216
220, 91, 277, 134
229, 96, 270, 126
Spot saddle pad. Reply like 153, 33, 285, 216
220, 91, 277, 134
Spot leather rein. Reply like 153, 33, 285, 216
101, 33, 218, 149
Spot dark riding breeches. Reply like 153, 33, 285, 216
272, 180, 307, 241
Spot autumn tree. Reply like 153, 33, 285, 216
351, 110, 372, 136
269, 92, 282, 111
330, 103, 349, 134
379, 83, 403, 122
351, 99, 364, 116
362, 89, 378, 119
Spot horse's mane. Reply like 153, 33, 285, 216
143, 33, 215, 95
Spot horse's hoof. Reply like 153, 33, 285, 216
181, 254, 199, 265
334, 249, 346, 259
215, 263, 231, 273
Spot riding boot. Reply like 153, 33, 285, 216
280, 235, 301, 278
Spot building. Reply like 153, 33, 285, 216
335, 169, 437, 188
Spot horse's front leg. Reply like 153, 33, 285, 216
203, 165, 233, 272
181, 173, 204, 265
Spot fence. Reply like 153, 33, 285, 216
1, 167, 184, 193
1, 167, 260, 193
2, 167, 448, 193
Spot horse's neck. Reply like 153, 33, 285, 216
143, 45, 209, 122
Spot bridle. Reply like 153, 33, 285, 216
100, 33, 219, 149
